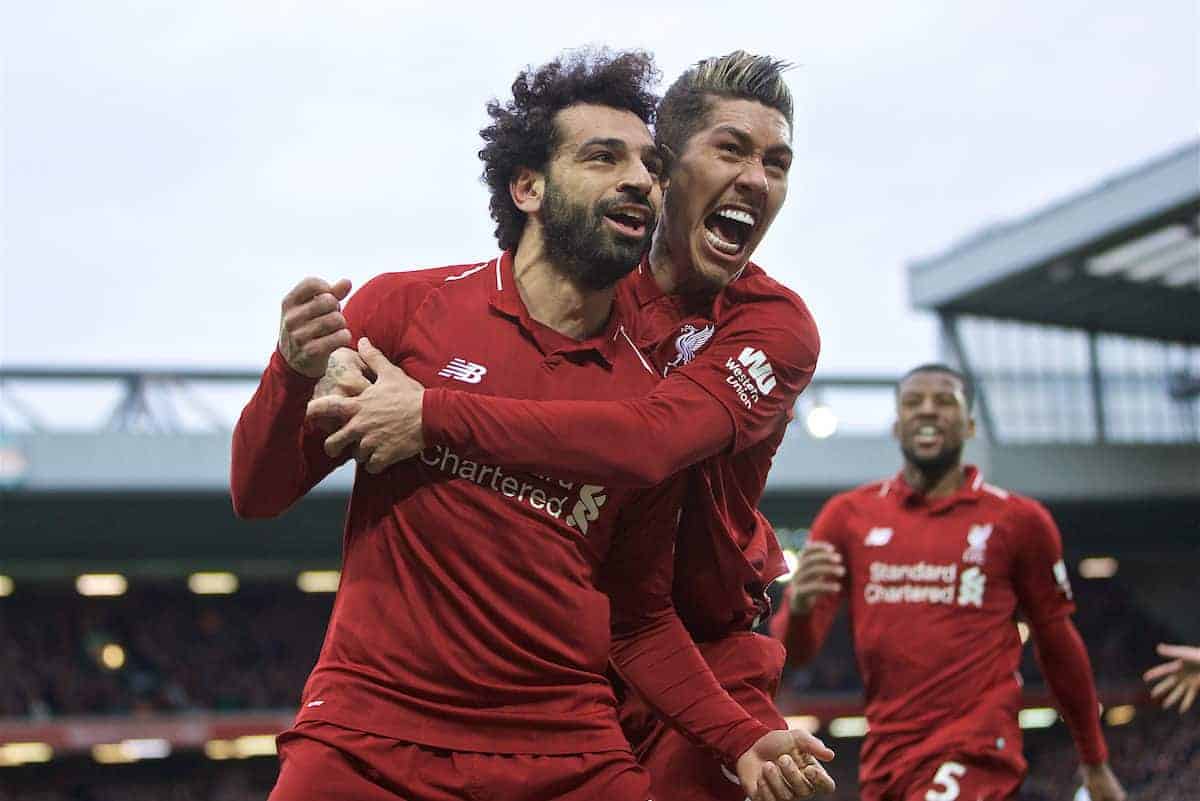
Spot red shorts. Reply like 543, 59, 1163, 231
619, 632, 788, 801
269, 719, 652, 801
860, 751, 1024, 801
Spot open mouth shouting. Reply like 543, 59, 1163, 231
703, 205, 758, 258
603, 204, 653, 239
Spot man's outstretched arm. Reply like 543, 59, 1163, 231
310, 298, 819, 485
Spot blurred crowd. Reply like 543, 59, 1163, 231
0, 586, 332, 717
1, 573, 1172, 718
1021, 705, 1200, 801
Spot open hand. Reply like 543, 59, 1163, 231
1144, 642, 1200, 713
737, 729, 836, 801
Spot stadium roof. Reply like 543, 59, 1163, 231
908, 140, 1200, 343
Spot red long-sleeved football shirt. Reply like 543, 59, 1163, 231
770, 466, 1108, 784
231, 254, 769, 763
422, 261, 821, 639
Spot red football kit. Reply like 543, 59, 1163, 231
771, 467, 1109, 801
421, 260, 820, 799
231, 253, 773, 800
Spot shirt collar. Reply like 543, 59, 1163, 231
627, 257, 765, 311
488, 250, 627, 367
883, 464, 984, 511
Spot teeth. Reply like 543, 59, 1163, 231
704, 228, 740, 254
717, 208, 756, 227
917, 426, 938, 436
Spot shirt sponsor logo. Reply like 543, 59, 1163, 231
419, 445, 608, 533
725, 347, 776, 409
664, 323, 715, 376
864, 527, 894, 546
564, 484, 608, 535
864, 560, 990, 608
1052, 559, 1073, 599
962, 522, 993, 565
865, 561, 958, 605
438, 357, 487, 384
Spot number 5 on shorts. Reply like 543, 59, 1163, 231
925, 761, 967, 801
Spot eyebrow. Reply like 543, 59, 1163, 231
577, 137, 629, 154
712, 125, 793, 158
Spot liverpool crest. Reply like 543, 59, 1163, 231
664, 323, 715, 376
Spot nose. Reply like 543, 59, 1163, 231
734, 158, 769, 199
617, 159, 655, 199
916, 396, 938, 416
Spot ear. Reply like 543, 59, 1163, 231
510, 167, 545, 214
964, 414, 977, 442
891, 417, 901, 441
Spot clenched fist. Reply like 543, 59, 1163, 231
278, 277, 353, 378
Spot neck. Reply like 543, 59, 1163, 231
902, 461, 966, 499
647, 232, 686, 294
512, 226, 614, 340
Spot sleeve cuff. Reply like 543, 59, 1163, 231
269, 347, 321, 390
716, 720, 773, 770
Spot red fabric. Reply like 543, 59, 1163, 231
422, 261, 818, 487
773, 467, 1105, 785
423, 375, 730, 488
232, 254, 765, 763
860, 750, 1024, 801
270, 719, 652, 801
618, 633, 789, 801
422, 261, 815, 637
628, 263, 819, 455
1029, 616, 1109, 765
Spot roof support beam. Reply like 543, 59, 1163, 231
1087, 330, 1108, 444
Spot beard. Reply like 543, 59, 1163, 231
901, 441, 964, 483
541, 176, 653, 290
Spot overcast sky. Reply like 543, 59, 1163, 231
4, 0, 1197, 376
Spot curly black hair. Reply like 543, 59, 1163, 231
479, 48, 660, 251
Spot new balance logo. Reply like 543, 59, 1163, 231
864, 527, 894, 546
438, 358, 487, 384
737, 347, 776, 394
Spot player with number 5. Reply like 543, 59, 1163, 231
772, 364, 1126, 801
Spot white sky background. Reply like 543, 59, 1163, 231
3, 0, 1197, 376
